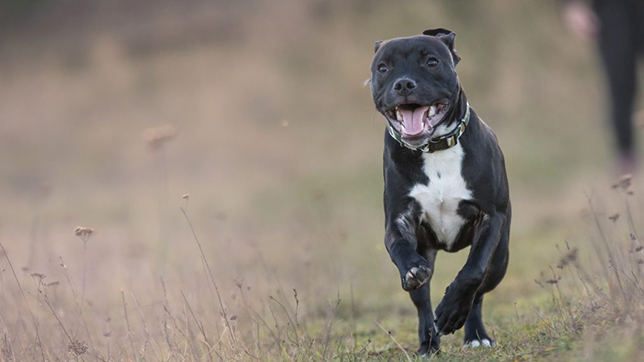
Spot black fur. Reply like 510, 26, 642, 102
370, 29, 511, 354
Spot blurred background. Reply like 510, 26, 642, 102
0, 0, 639, 360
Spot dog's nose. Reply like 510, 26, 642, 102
393, 78, 417, 95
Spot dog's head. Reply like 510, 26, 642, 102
370, 29, 462, 148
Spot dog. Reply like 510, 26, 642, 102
369, 29, 511, 354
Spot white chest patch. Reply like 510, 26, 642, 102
408, 144, 473, 250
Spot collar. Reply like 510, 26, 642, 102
387, 103, 470, 153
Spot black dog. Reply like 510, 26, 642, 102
369, 29, 510, 354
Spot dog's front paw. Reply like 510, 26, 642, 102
401, 264, 431, 291
433, 291, 474, 335
463, 338, 495, 350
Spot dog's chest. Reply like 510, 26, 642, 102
408, 144, 472, 249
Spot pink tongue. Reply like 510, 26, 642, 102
400, 106, 429, 135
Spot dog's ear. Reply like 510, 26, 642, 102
374, 40, 383, 53
423, 28, 461, 66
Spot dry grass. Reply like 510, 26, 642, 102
530, 177, 644, 361
2, 178, 644, 361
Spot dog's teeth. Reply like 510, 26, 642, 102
396, 109, 403, 121
429, 105, 437, 117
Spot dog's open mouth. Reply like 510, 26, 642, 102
385, 102, 449, 138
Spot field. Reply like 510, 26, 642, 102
1, 0, 644, 361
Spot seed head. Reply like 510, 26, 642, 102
557, 247, 578, 269
143, 124, 176, 150
67, 340, 88, 356
611, 174, 632, 191
74, 226, 94, 242
31, 273, 46, 281
546, 276, 561, 285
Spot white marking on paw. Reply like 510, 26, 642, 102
463, 339, 494, 350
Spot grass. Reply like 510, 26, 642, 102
1, 177, 643, 361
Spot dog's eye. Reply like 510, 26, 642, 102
427, 58, 439, 67
377, 63, 388, 73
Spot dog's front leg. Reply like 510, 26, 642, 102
434, 212, 506, 335
385, 213, 431, 291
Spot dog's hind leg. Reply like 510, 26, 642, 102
409, 248, 440, 355
463, 296, 492, 348
463, 223, 509, 348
